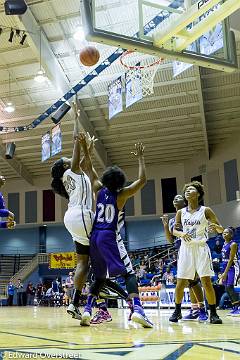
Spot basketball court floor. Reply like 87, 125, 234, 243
0, 307, 239, 359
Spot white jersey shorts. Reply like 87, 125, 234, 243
64, 206, 94, 246
177, 242, 214, 280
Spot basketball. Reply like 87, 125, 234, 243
79, 46, 100, 66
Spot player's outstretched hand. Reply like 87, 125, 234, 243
131, 142, 145, 157
7, 220, 16, 229
208, 223, 218, 233
86, 132, 98, 154
161, 214, 169, 226
8, 211, 14, 221
182, 233, 192, 243
78, 132, 88, 148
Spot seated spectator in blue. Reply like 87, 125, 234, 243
218, 291, 231, 310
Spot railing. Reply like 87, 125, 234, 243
10, 253, 49, 285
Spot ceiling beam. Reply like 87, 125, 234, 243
0, 140, 33, 185
194, 68, 209, 159
14, 8, 109, 169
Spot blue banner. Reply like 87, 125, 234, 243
108, 77, 123, 120
51, 124, 62, 156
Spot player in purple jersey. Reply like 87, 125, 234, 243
161, 194, 208, 322
81, 143, 153, 328
0, 175, 15, 229
51, 106, 129, 322
219, 227, 240, 316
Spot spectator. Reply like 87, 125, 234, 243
218, 291, 231, 310
212, 239, 223, 260
26, 282, 35, 305
7, 281, 15, 306
52, 277, 60, 293
162, 267, 175, 286
16, 279, 25, 306
65, 272, 74, 303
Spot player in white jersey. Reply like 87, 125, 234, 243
169, 181, 223, 324
162, 194, 208, 322
51, 102, 96, 320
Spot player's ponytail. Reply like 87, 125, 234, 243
51, 159, 69, 199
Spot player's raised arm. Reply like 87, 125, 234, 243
161, 215, 174, 244
78, 132, 102, 193
117, 143, 146, 209
70, 102, 82, 174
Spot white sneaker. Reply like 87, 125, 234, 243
80, 311, 91, 326
67, 303, 82, 320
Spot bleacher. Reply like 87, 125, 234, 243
0, 254, 35, 295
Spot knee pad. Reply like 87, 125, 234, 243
125, 273, 139, 295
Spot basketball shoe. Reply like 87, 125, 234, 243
90, 309, 112, 324
67, 303, 82, 320
80, 305, 92, 326
229, 307, 240, 317
169, 309, 182, 322
131, 305, 153, 328
198, 308, 208, 322
182, 309, 200, 321
210, 313, 222, 324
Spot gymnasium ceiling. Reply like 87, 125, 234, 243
0, 0, 240, 184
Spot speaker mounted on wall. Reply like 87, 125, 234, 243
51, 103, 71, 125
5, 142, 16, 159
4, 0, 27, 15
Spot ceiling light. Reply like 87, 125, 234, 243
5, 73, 15, 113
4, 102, 15, 113
20, 33, 27, 45
8, 28, 14, 43
73, 26, 85, 41
34, 69, 47, 83
34, 29, 48, 83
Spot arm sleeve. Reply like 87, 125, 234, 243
0, 209, 9, 217
0, 221, 8, 228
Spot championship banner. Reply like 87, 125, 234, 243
51, 124, 62, 156
108, 76, 123, 120
41, 131, 51, 162
49, 252, 76, 269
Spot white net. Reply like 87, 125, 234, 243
120, 51, 162, 97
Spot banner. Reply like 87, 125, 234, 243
172, 42, 196, 77
118, 288, 191, 309
41, 132, 51, 162
49, 252, 76, 269
108, 76, 122, 120
125, 64, 142, 108
51, 124, 62, 156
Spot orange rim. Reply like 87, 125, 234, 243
120, 50, 163, 70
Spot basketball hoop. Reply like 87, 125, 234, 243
120, 50, 163, 97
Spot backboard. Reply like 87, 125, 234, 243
81, 0, 239, 72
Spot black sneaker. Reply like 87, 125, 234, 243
210, 313, 222, 324
169, 309, 182, 323
67, 303, 82, 320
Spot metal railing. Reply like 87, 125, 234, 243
10, 253, 49, 285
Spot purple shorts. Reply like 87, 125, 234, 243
222, 264, 239, 286
90, 229, 133, 279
